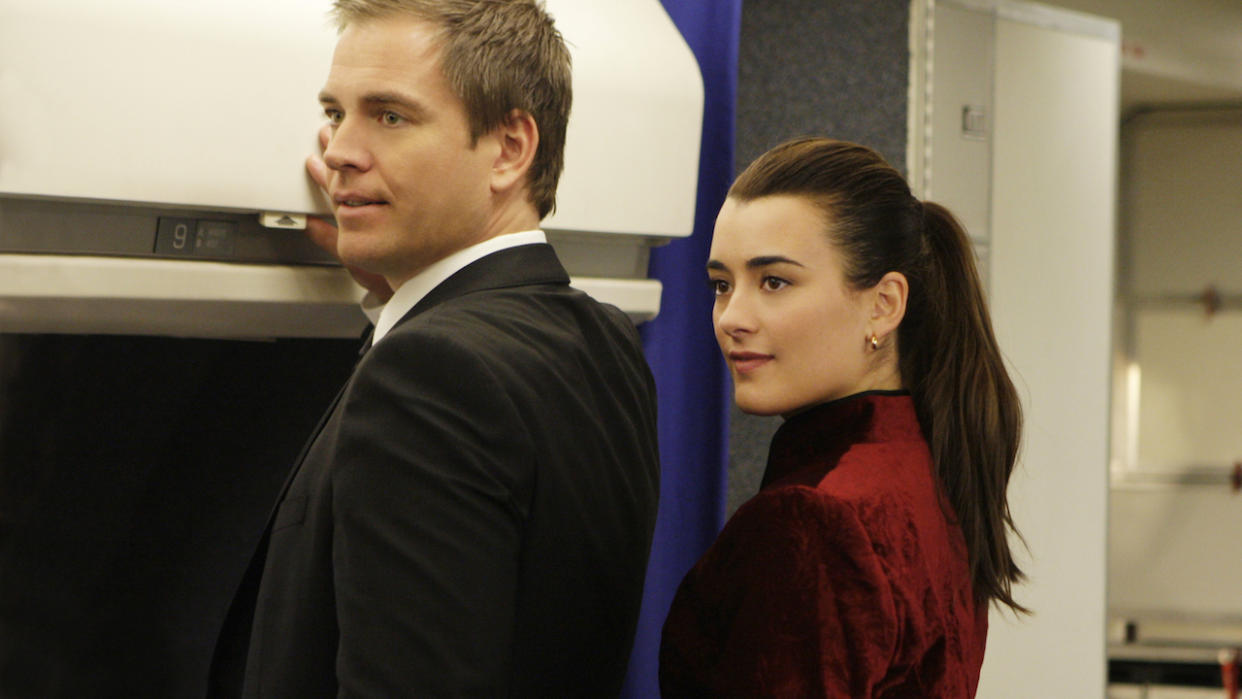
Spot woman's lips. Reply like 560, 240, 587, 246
729, 352, 772, 374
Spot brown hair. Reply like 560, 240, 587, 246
730, 137, 1027, 613
331, 0, 571, 218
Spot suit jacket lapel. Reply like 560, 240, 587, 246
261, 244, 568, 535
258, 244, 565, 525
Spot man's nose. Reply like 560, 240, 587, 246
322, 118, 372, 173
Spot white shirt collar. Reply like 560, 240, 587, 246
370, 229, 547, 345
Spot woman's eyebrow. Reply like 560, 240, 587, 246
706, 255, 805, 273
746, 255, 804, 269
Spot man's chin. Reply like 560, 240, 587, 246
336, 239, 387, 274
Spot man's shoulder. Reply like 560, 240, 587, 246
401, 281, 632, 343
369, 284, 638, 376
346, 279, 653, 433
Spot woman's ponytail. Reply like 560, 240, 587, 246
905, 201, 1027, 614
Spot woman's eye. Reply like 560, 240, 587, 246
708, 279, 731, 296
761, 276, 789, 291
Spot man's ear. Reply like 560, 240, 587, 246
870, 271, 909, 341
490, 109, 539, 194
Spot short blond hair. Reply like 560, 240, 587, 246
332, 0, 571, 218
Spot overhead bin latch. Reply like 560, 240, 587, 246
260, 212, 308, 230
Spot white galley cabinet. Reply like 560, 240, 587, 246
1108, 105, 1242, 660
910, 1, 1119, 696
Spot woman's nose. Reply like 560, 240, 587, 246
714, 291, 756, 338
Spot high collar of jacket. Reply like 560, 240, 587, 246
761, 390, 922, 489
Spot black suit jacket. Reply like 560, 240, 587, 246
211, 244, 660, 697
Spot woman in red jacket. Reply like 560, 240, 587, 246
660, 138, 1027, 698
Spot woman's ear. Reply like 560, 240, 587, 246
870, 271, 909, 340
490, 108, 539, 194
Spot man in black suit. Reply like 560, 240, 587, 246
210, 1, 660, 696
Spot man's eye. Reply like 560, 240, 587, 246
324, 109, 343, 125
381, 111, 404, 126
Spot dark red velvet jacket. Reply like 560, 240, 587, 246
660, 392, 986, 698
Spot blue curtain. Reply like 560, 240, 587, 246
624, 1, 741, 696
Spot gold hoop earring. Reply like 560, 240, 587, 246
869, 334, 879, 351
